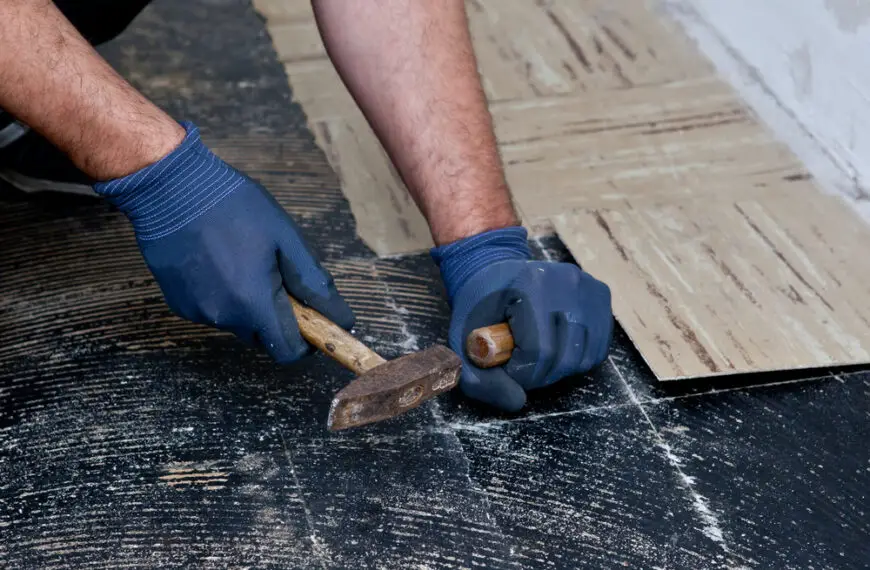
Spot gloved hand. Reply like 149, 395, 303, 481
94, 122, 353, 363
432, 227, 613, 411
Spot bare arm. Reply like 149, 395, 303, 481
312, 0, 518, 245
0, 0, 183, 180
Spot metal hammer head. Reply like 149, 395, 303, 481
327, 345, 461, 431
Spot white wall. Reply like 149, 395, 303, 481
664, 0, 870, 218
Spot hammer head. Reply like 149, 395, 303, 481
327, 345, 461, 431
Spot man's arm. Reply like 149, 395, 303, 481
311, 0, 517, 245
0, 0, 353, 363
0, 0, 183, 180
314, 0, 614, 411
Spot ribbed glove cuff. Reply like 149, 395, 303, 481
431, 226, 531, 303
93, 122, 244, 241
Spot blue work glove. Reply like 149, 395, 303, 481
94, 122, 353, 363
432, 227, 613, 411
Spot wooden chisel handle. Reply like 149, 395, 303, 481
466, 323, 514, 368
289, 296, 386, 375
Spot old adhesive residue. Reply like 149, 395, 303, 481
159, 460, 231, 490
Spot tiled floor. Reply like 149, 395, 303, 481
1, 2, 869, 569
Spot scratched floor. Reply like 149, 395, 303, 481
1, 1, 869, 569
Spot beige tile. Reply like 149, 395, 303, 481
553, 187, 870, 379
564, 0, 712, 85
314, 119, 434, 256
494, 78, 806, 221
467, 0, 591, 95
490, 77, 736, 144
465, 4, 539, 102
268, 20, 326, 62
467, 0, 710, 99
251, 0, 313, 23
283, 60, 357, 121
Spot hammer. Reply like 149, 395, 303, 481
290, 297, 462, 431
290, 296, 517, 430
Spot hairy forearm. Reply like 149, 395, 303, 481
0, 0, 183, 180
312, 0, 518, 245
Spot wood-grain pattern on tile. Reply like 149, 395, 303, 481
553, 185, 870, 379
494, 77, 806, 225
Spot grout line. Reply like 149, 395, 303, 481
450, 369, 846, 431
372, 263, 425, 352
449, 400, 636, 432
532, 236, 554, 261
647, 372, 841, 405
378, 257, 519, 564
278, 431, 330, 570
428, 400, 519, 567
610, 357, 745, 566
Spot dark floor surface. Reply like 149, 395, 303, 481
1, 1, 869, 568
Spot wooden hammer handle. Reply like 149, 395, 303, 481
289, 297, 386, 375
466, 323, 514, 368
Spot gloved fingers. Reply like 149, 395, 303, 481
572, 275, 614, 372
590, 283, 615, 368
459, 363, 527, 412
251, 283, 311, 365
277, 250, 355, 331
503, 296, 558, 390
541, 312, 594, 385
581, 313, 614, 372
